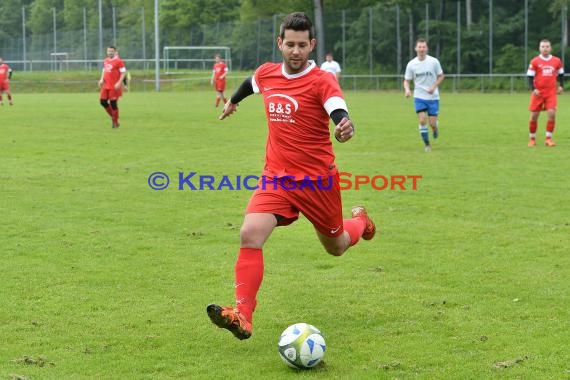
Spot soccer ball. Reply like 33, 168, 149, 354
277, 323, 326, 369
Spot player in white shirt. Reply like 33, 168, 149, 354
403, 38, 445, 151
320, 53, 341, 82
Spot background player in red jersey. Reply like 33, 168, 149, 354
98, 46, 127, 128
527, 39, 564, 147
210, 53, 228, 107
0, 58, 14, 106
206, 12, 377, 340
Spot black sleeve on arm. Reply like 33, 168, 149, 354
330, 109, 353, 142
558, 73, 564, 88
527, 76, 535, 90
330, 109, 352, 128
8, 69, 13, 80
230, 77, 254, 104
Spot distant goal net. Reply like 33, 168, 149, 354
163, 46, 231, 74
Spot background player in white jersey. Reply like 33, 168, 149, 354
320, 52, 342, 82
403, 38, 445, 151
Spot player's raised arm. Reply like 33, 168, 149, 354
219, 76, 254, 120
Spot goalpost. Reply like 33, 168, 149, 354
163, 46, 231, 74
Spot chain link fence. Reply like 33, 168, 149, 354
0, 2, 567, 92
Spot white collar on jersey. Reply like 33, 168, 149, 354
281, 60, 317, 79
539, 54, 553, 61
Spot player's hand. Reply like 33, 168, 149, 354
334, 117, 354, 143
404, 89, 412, 98
557, 86, 564, 95
532, 89, 540, 96
98, 80, 103, 88
219, 101, 238, 120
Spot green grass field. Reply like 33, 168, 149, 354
1, 90, 569, 379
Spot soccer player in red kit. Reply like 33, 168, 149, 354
527, 39, 564, 147
0, 58, 14, 106
206, 12, 377, 340
210, 53, 228, 107
98, 46, 127, 128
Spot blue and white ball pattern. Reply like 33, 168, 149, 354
278, 323, 326, 369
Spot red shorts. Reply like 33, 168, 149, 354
0, 81, 10, 92
100, 87, 122, 101
246, 173, 344, 237
215, 79, 226, 92
529, 90, 557, 112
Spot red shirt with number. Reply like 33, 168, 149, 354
0, 63, 11, 92
0, 63, 11, 82
102, 56, 126, 90
252, 61, 347, 180
527, 54, 564, 111
213, 61, 228, 91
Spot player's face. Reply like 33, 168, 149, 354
539, 42, 551, 56
415, 42, 428, 59
278, 29, 316, 75
106, 48, 117, 58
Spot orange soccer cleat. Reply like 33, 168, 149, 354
544, 138, 556, 147
527, 138, 536, 147
206, 304, 252, 340
351, 206, 377, 240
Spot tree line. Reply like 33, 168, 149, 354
0, 0, 568, 74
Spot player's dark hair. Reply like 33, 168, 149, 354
415, 37, 428, 45
108, 45, 117, 50
279, 12, 315, 40
539, 38, 551, 45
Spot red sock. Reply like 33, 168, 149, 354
112, 108, 119, 123
235, 248, 264, 322
546, 120, 555, 134
529, 120, 538, 134
343, 217, 366, 246
104, 106, 113, 117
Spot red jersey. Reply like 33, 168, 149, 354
0, 63, 11, 82
252, 61, 347, 179
213, 61, 228, 81
102, 56, 126, 90
527, 55, 564, 91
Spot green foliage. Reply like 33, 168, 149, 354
1, 0, 569, 74
494, 44, 525, 73
239, 0, 312, 21
28, 0, 62, 35
0, 0, 28, 41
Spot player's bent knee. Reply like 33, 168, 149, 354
239, 225, 266, 248
100, 99, 109, 107
110, 100, 118, 109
